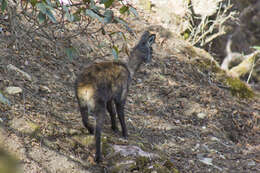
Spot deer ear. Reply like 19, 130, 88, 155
147, 34, 156, 46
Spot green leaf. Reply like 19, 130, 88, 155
36, 2, 58, 23
129, 6, 139, 17
109, 31, 127, 42
1, 0, 7, 12
30, 0, 38, 7
112, 45, 119, 60
65, 47, 78, 60
114, 17, 132, 33
44, 3, 55, 11
83, 0, 91, 3
45, 0, 52, 6
0, 92, 11, 105
37, 11, 46, 24
62, 5, 69, 12
36, 2, 55, 16
45, 8, 57, 23
63, 5, 74, 22
109, 32, 117, 36
119, 32, 127, 42
101, 0, 114, 8
119, 5, 129, 14
104, 10, 113, 23
90, 2, 104, 13
73, 7, 83, 21
73, 12, 81, 22
66, 12, 74, 22
86, 9, 104, 24
36, 3, 47, 14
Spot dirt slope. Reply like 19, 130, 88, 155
1, 9, 260, 173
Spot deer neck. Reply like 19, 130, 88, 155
127, 49, 145, 78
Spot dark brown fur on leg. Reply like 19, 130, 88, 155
107, 100, 118, 132
80, 106, 94, 134
115, 100, 127, 138
94, 100, 106, 163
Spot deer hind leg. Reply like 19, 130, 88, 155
115, 100, 127, 138
76, 85, 95, 134
79, 106, 94, 134
94, 100, 106, 163
107, 100, 118, 132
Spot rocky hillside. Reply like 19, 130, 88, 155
0, 1, 260, 173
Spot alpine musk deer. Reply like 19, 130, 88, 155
75, 31, 156, 163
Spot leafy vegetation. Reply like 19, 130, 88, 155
1, 0, 138, 59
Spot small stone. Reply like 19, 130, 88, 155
4, 86, 22, 95
248, 160, 256, 166
137, 78, 142, 83
68, 129, 80, 135
197, 112, 207, 119
7, 64, 32, 81
113, 145, 158, 158
194, 143, 200, 150
39, 85, 51, 93
210, 137, 220, 142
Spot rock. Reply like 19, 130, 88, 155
197, 112, 207, 119
248, 160, 256, 166
210, 137, 220, 142
7, 64, 32, 81
110, 160, 135, 172
113, 145, 158, 158
68, 129, 80, 135
198, 155, 223, 171
10, 118, 40, 134
4, 87, 23, 95
39, 85, 51, 93
183, 101, 203, 116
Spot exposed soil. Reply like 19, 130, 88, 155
1, 4, 260, 173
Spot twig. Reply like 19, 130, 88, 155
247, 56, 255, 83
189, 0, 236, 46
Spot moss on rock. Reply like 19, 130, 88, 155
188, 45, 255, 99
225, 77, 254, 98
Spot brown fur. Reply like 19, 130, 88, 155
75, 31, 156, 163
76, 61, 131, 110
